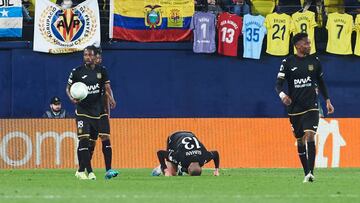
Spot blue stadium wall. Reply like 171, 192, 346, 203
0, 42, 359, 118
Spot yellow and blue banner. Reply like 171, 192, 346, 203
109, 0, 194, 42
0, 0, 22, 37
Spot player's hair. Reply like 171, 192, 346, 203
94, 46, 102, 56
188, 162, 202, 176
84, 45, 97, 54
292, 33, 308, 45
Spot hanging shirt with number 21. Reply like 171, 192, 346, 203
264, 12, 292, 56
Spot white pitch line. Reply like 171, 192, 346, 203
0, 194, 359, 199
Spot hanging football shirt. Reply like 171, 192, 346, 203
264, 12, 292, 56
242, 14, 266, 59
217, 12, 243, 57
355, 14, 360, 56
326, 12, 354, 55
190, 12, 216, 53
292, 11, 317, 54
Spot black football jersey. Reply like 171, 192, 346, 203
277, 55, 323, 115
167, 131, 212, 169
68, 64, 110, 118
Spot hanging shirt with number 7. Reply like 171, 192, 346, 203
326, 12, 354, 55
217, 12, 243, 57
264, 13, 292, 56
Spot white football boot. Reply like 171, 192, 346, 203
88, 172, 96, 180
75, 171, 89, 180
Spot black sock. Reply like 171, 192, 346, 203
307, 141, 316, 175
77, 147, 84, 172
79, 139, 93, 173
102, 139, 112, 171
297, 144, 309, 175
89, 140, 96, 161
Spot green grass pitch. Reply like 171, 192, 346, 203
0, 168, 359, 203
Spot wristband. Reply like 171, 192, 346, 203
279, 92, 286, 100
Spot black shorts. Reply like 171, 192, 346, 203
289, 110, 320, 138
76, 115, 99, 139
88, 114, 110, 141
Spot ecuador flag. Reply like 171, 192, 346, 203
110, 0, 194, 42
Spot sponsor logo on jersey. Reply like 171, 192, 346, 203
87, 83, 100, 94
196, 39, 211, 44
96, 73, 101, 79
291, 67, 298, 71
294, 76, 312, 88
308, 64, 314, 71
82, 75, 88, 79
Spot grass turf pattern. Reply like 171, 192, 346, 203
0, 168, 359, 203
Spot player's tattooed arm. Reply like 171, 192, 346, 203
276, 60, 292, 106
157, 150, 174, 176
317, 75, 329, 101
157, 150, 169, 170
210, 151, 220, 176
275, 78, 292, 106
317, 77, 334, 114
316, 64, 334, 114
105, 83, 116, 109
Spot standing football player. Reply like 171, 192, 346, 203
66, 46, 114, 180
153, 131, 220, 176
275, 33, 334, 183
87, 47, 119, 179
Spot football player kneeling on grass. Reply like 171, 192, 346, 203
153, 131, 220, 176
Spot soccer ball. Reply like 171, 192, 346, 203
70, 82, 88, 101
151, 165, 162, 176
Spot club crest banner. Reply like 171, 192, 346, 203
110, 0, 194, 42
33, 0, 100, 54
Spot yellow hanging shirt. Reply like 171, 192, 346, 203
292, 11, 317, 54
354, 14, 360, 56
264, 13, 293, 56
326, 12, 354, 55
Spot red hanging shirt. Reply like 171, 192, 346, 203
217, 12, 243, 57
